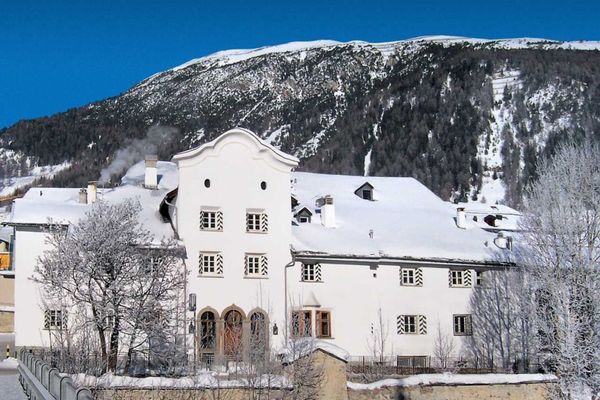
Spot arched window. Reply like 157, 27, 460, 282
200, 311, 216, 350
224, 310, 243, 359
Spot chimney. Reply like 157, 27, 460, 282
321, 195, 336, 228
87, 182, 97, 204
79, 188, 87, 204
456, 207, 467, 229
145, 155, 158, 189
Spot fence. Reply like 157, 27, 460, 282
17, 348, 94, 400
347, 355, 544, 376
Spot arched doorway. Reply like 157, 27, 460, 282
224, 309, 243, 359
249, 311, 268, 360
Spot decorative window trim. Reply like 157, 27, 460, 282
44, 309, 66, 330
246, 210, 268, 233
200, 208, 223, 231
449, 269, 472, 288
245, 253, 268, 277
453, 314, 473, 336
397, 314, 427, 335
301, 263, 322, 282
199, 252, 223, 276
400, 267, 423, 286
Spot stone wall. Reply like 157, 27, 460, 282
348, 382, 557, 400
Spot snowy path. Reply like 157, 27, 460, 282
0, 374, 27, 400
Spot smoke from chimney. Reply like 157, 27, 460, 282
99, 125, 177, 183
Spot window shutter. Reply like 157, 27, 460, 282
198, 253, 204, 274
44, 310, 50, 329
315, 264, 322, 282
199, 211, 205, 230
316, 312, 323, 337
466, 315, 473, 335
244, 255, 248, 275
415, 268, 423, 286
216, 211, 223, 231
464, 270, 472, 287
448, 270, 453, 287
260, 255, 268, 276
396, 315, 405, 335
418, 315, 427, 335
62, 312, 68, 328
216, 253, 223, 275
260, 213, 268, 232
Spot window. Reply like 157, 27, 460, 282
291, 310, 312, 337
145, 256, 164, 275
44, 309, 64, 329
397, 315, 427, 335
449, 269, 471, 287
316, 311, 331, 338
200, 209, 223, 231
475, 271, 485, 287
199, 252, 223, 275
246, 212, 268, 233
200, 311, 216, 350
362, 189, 373, 200
245, 254, 267, 277
302, 263, 321, 282
400, 268, 422, 286
250, 311, 268, 356
299, 217, 309, 223
453, 314, 473, 336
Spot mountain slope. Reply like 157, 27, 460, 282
2, 36, 600, 206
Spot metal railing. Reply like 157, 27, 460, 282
347, 355, 544, 376
17, 348, 94, 400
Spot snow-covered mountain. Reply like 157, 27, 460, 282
2, 36, 600, 205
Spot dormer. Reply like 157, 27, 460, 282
354, 182, 374, 201
294, 207, 313, 224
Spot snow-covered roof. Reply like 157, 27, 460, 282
7, 161, 179, 244
291, 172, 511, 266
455, 202, 521, 232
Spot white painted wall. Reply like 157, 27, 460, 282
287, 261, 474, 357
13, 227, 53, 347
173, 130, 297, 351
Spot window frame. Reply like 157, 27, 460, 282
402, 315, 417, 334
316, 310, 332, 338
475, 270, 485, 287
301, 263, 321, 282
401, 268, 416, 286
246, 255, 261, 276
291, 310, 312, 337
453, 314, 473, 336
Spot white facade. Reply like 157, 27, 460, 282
7, 128, 515, 361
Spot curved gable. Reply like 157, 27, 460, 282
172, 128, 298, 170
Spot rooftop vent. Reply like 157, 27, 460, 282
87, 182, 97, 204
456, 207, 467, 229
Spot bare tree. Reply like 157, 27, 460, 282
35, 198, 186, 373
467, 267, 535, 371
433, 321, 455, 370
518, 141, 600, 398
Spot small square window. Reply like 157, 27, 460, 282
200, 209, 222, 231
247, 256, 260, 275
44, 310, 64, 329
362, 189, 373, 200
453, 314, 473, 336
245, 254, 267, 277
402, 269, 415, 285
199, 252, 222, 275
450, 269, 471, 287
403, 315, 417, 334
475, 271, 485, 287
246, 212, 267, 232
302, 264, 321, 282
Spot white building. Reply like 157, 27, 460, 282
5, 128, 516, 362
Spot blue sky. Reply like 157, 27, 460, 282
1, 0, 599, 128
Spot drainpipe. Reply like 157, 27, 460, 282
284, 250, 296, 346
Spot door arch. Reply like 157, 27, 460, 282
223, 309, 244, 359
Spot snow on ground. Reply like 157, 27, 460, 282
0, 162, 71, 197
347, 373, 557, 390
0, 375, 27, 400
0, 358, 18, 371
71, 372, 291, 389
